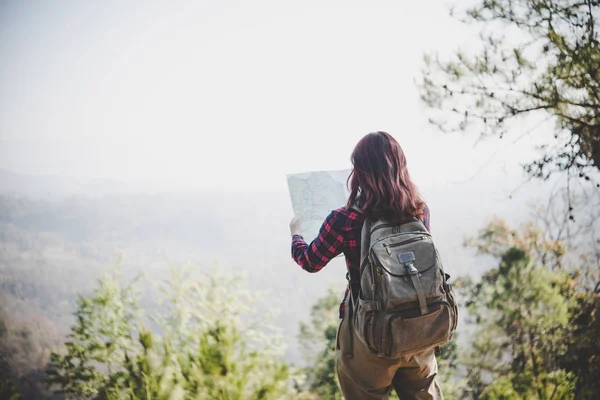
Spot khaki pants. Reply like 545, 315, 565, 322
335, 317, 443, 400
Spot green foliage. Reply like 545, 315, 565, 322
435, 335, 464, 399
459, 218, 584, 399
297, 286, 343, 400
480, 370, 575, 400
45, 265, 295, 399
559, 290, 600, 399
419, 0, 600, 179
0, 379, 22, 400
0, 297, 61, 399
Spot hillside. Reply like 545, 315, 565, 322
0, 168, 551, 368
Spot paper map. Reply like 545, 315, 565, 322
286, 169, 351, 240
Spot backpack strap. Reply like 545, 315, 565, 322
408, 273, 429, 315
344, 204, 369, 358
359, 217, 372, 272
350, 204, 372, 269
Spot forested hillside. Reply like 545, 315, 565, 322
1, 181, 599, 398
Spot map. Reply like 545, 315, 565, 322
286, 169, 351, 240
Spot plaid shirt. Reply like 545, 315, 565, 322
291, 205, 431, 319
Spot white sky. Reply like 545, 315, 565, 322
1, 1, 576, 364
0, 0, 543, 196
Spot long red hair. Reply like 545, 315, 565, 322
346, 131, 425, 222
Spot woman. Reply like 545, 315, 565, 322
289, 131, 442, 400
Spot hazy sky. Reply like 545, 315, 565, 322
1, 1, 578, 366
1, 0, 544, 197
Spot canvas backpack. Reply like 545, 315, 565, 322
348, 209, 458, 358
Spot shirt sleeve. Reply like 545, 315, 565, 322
421, 204, 431, 232
291, 210, 345, 273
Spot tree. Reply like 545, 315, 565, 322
559, 285, 600, 399
457, 217, 597, 399
45, 265, 295, 399
0, 379, 22, 400
419, 0, 600, 182
0, 297, 61, 399
297, 286, 343, 400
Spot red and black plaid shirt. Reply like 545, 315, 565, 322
291, 205, 431, 319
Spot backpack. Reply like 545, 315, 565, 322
348, 209, 458, 358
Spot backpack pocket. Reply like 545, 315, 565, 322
335, 319, 343, 350
354, 297, 377, 352
442, 272, 459, 333
444, 284, 458, 333
384, 302, 453, 358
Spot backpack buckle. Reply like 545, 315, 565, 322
398, 252, 419, 275
405, 263, 419, 275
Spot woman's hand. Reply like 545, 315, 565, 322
289, 218, 302, 237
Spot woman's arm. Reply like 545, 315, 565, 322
290, 210, 344, 273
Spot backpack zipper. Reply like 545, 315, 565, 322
371, 231, 431, 249
382, 236, 425, 254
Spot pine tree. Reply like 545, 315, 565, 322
297, 286, 343, 400
45, 265, 295, 399
460, 218, 577, 399
419, 0, 600, 180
